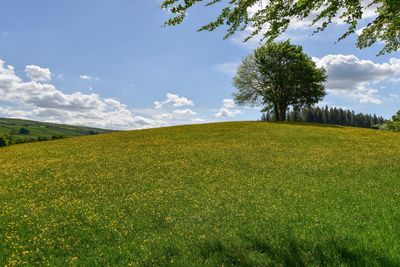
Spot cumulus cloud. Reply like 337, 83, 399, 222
173, 108, 197, 116
215, 99, 242, 118
25, 65, 51, 81
0, 59, 249, 129
154, 93, 194, 109
316, 54, 400, 105
152, 113, 173, 120
152, 108, 199, 121
0, 59, 166, 130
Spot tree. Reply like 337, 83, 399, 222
161, 0, 400, 55
233, 41, 326, 121
386, 110, 400, 131
18, 128, 30, 135
0, 135, 8, 147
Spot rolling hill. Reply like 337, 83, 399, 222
0, 122, 399, 266
0, 117, 112, 142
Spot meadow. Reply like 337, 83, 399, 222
0, 122, 399, 266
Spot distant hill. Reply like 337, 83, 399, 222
0, 122, 399, 265
0, 117, 113, 144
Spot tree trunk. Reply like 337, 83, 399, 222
274, 103, 287, 121
279, 109, 287, 121
273, 105, 279, 121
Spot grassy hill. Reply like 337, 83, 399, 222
0, 122, 399, 266
0, 117, 112, 143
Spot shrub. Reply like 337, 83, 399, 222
51, 135, 64, 140
37, 136, 50, 142
0, 135, 8, 147
384, 110, 400, 132
18, 128, 31, 135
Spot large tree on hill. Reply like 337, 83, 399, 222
161, 0, 400, 55
233, 41, 326, 121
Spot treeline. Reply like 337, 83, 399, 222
0, 133, 65, 147
0, 125, 102, 148
261, 106, 386, 128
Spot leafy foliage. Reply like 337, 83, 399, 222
233, 41, 326, 121
0, 135, 7, 147
1, 122, 400, 265
161, 0, 400, 55
261, 106, 386, 129
18, 127, 31, 135
384, 110, 400, 131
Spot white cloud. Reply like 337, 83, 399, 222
80, 75, 100, 81
0, 59, 166, 130
154, 101, 163, 109
25, 65, 51, 82
215, 99, 242, 118
152, 108, 198, 120
214, 62, 239, 76
173, 108, 197, 116
152, 113, 173, 120
0, 60, 250, 129
316, 54, 400, 105
221, 99, 236, 109
80, 75, 92, 80
215, 108, 242, 118
153, 93, 194, 109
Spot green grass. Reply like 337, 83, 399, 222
0, 122, 399, 266
0, 117, 112, 140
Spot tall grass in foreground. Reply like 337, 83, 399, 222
0, 122, 399, 266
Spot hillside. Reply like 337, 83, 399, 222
0, 122, 399, 266
0, 117, 112, 142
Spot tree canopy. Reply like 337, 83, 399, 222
161, 0, 400, 55
233, 41, 326, 121
386, 110, 400, 131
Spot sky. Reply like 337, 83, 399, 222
0, 0, 399, 129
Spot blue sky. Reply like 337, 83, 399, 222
0, 0, 399, 129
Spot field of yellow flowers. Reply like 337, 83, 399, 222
0, 122, 399, 266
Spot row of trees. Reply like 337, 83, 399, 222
261, 106, 386, 129
0, 134, 65, 147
